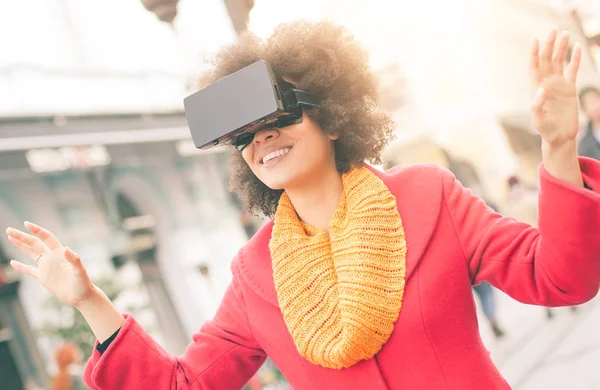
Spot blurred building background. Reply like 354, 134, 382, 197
0, 0, 599, 389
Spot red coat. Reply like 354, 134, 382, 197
84, 158, 600, 389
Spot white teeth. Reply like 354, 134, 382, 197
262, 148, 290, 164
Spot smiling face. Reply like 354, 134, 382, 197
213, 21, 396, 217
241, 112, 338, 190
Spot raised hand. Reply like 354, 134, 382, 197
529, 28, 582, 147
6, 222, 96, 308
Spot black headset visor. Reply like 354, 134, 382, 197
184, 60, 322, 151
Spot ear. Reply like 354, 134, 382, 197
328, 133, 340, 141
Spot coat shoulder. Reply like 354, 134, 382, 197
230, 221, 278, 305
383, 162, 443, 178
377, 162, 447, 194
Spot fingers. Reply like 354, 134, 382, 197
6, 227, 49, 258
9, 260, 39, 279
566, 43, 581, 83
7, 235, 37, 258
536, 28, 581, 83
552, 31, 570, 73
529, 38, 541, 87
24, 221, 62, 250
6, 225, 82, 270
540, 28, 557, 75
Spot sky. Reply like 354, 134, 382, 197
1, 0, 598, 120
0, 0, 236, 117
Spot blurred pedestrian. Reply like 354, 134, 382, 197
49, 342, 85, 390
473, 281, 506, 338
504, 176, 538, 227
7, 26, 600, 389
578, 86, 600, 160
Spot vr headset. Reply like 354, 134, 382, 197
183, 60, 322, 151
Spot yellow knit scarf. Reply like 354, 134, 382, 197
269, 166, 407, 369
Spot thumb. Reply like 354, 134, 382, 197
535, 87, 546, 106
64, 247, 81, 265
532, 87, 546, 115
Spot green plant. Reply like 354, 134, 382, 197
38, 275, 150, 362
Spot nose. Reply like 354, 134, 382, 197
252, 127, 279, 145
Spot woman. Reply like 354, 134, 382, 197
6, 22, 600, 389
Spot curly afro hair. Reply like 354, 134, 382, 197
199, 20, 397, 217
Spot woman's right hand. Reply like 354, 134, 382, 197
6, 221, 97, 309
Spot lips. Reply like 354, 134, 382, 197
260, 147, 292, 164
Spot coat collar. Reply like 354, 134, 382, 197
234, 163, 443, 307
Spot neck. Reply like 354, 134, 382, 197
592, 119, 600, 131
285, 163, 344, 232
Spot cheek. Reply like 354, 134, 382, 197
300, 130, 334, 164
241, 148, 264, 180
241, 148, 255, 167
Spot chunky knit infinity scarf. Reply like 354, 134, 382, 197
269, 166, 407, 369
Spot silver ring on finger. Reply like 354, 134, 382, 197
34, 253, 43, 264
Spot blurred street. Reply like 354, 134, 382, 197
478, 292, 600, 389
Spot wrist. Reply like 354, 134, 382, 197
541, 139, 584, 188
75, 285, 106, 313
542, 139, 578, 158
76, 285, 125, 343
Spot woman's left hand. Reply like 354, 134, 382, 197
529, 28, 581, 147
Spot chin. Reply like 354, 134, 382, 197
259, 172, 295, 191
255, 163, 307, 191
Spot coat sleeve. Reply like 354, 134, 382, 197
83, 276, 266, 389
443, 157, 600, 306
